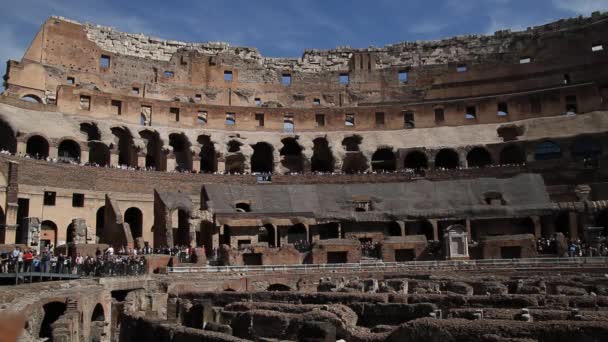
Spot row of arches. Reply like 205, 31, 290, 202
95, 206, 144, 243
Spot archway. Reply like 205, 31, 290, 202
198, 135, 217, 173
58, 139, 81, 162
227, 140, 242, 153
0, 119, 17, 154
287, 224, 308, 245
21, 94, 42, 103
404, 151, 428, 170
88, 142, 110, 166
169, 133, 192, 171
280, 138, 305, 173
466, 147, 493, 168
342, 153, 368, 174
26, 135, 49, 159
124, 207, 143, 241
174, 209, 191, 246
406, 220, 434, 241
554, 212, 570, 237
311, 137, 334, 172
371, 148, 396, 172
80, 122, 101, 141
95, 207, 105, 241
90, 303, 105, 342
39, 301, 67, 341
534, 141, 562, 161
111, 127, 137, 167
571, 137, 602, 161
226, 154, 245, 174
251, 142, 274, 173
257, 225, 270, 245
140, 130, 165, 171
499, 145, 525, 164
434, 149, 459, 169
267, 284, 292, 291
40, 220, 57, 249
342, 135, 362, 152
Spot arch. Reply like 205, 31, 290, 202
434, 149, 459, 169
21, 94, 42, 103
342, 153, 368, 174
311, 137, 335, 173
371, 147, 396, 172
287, 223, 308, 244
80, 122, 101, 141
280, 138, 305, 173
225, 153, 245, 174
534, 141, 562, 161
88, 142, 110, 166
58, 139, 81, 162
259, 224, 276, 247
125, 207, 143, 241
235, 202, 251, 213
571, 137, 602, 161
466, 147, 493, 168
267, 283, 292, 291
40, 220, 57, 249
91, 303, 105, 321
140, 130, 165, 171
404, 151, 428, 170
26, 135, 49, 159
0, 119, 17, 154
499, 145, 526, 164
111, 127, 137, 167
95, 207, 105, 241
90, 303, 105, 342
39, 301, 67, 340
251, 142, 274, 173
169, 133, 192, 171
342, 135, 362, 152
227, 140, 242, 153
198, 135, 217, 173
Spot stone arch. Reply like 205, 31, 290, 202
39, 301, 67, 340
95, 207, 105, 241
434, 149, 459, 169
0, 119, 17, 154
21, 94, 42, 103
227, 140, 242, 153
371, 147, 396, 171
404, 150, 428, 170
88, 142, 110, 166
139, 130, 165, 171
466, 147, 493, 168
125, 207, 143, 241
267, 283, 292, 291
40, 220, 57, 249
287, 223, 308, 244
280, 137, 305, 173
111, 127, 137, 167
26, 135, 50, 158
169, 133, 192, 171
251, 142, 274, 173
198, 135, 217, 173
257, 225, 270, 245
58, 139, 81, 162
80, 122, 102, 141
534, 141, 562, 161
499, 144, 525, 164
311, 137, 334, 173
90, 303, 105, 342
342, 135, 362, 152
571, 137, 602, 161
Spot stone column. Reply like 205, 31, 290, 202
49, 146, 59, 159
137, 152, 146, 169
531, 216, 542, 238
166, 154, 177, 172
110, 152, 119, 167
396, 221, 406, 237
80, 150, 89, 164
17, 141, 27, 156
568, 212, 579, 239
192, 157, 201, 173
465, 218, 472, 240
430, 219, 439, 241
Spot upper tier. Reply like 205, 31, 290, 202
3, 12, 608, 115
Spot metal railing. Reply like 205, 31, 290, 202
168, 257, 608, 274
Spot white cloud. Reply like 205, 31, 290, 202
552, 0, 608, 14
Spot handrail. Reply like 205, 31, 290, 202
168, 257, 608, 274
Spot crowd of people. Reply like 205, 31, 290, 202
567, 239, 608, 257
361, 240, 381, 258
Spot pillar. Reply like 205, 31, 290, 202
531, 216, 542, 238
49, 146, 59, 159
166, 155, 176, 172
568, 212, 579, 239
430, 219, 439, 241
110, 152, 119, 167
17, 141, 27, 156
465, 218, 472, 240
396, 221, 406, 236
192, 157, 201, 173
137, 154, 146, 169
80, 150, 89, 164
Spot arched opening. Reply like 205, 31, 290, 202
267, 284, 292, 291
80, 122, 101, 141
342, 153, 369, 174
90, 303, 105, 342
0, 120, 17, 154
88, 142, 110, 166
280, 138, 305, 173
40, 220, 58, 250
198, 135, 217, 173
95, 207, 105, 241
499, 145, 526, 165
58, 139, 81, 163
434, 149, 459, 169
227, 140, 242, 153
125, 207, 143, 241
111, 127, 137, 167
571, 137, 602, 161
140, 130, 165, 171
251, 142, 274, 173
226, 154, 245, 174
534, 141, 562, 161
169, 133, 192, 171
388, 222, 402, 237
554, 212, 570, 237
174, 209, 191, 246
39, 301, 67, 341
21, 94, 42, 103
342, 135, 362, 152
26, 135, 50, 159
466, 147, 493, 168
287, 223, 308, 245
260, 224, 276, 247
66, 223, 75, 244
235, 202, 251, 213
404, 151, 428, 170
311, 137, 334, 172
406, 220, 434, 241
371, 148, 396, 172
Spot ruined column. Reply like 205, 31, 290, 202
430, 219, 439, 241
568, 212, 580, 239
465, 218, 472, 240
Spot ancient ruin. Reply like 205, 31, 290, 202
0, 11, 608, 341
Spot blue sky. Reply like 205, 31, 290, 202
0, 0, 607, 89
